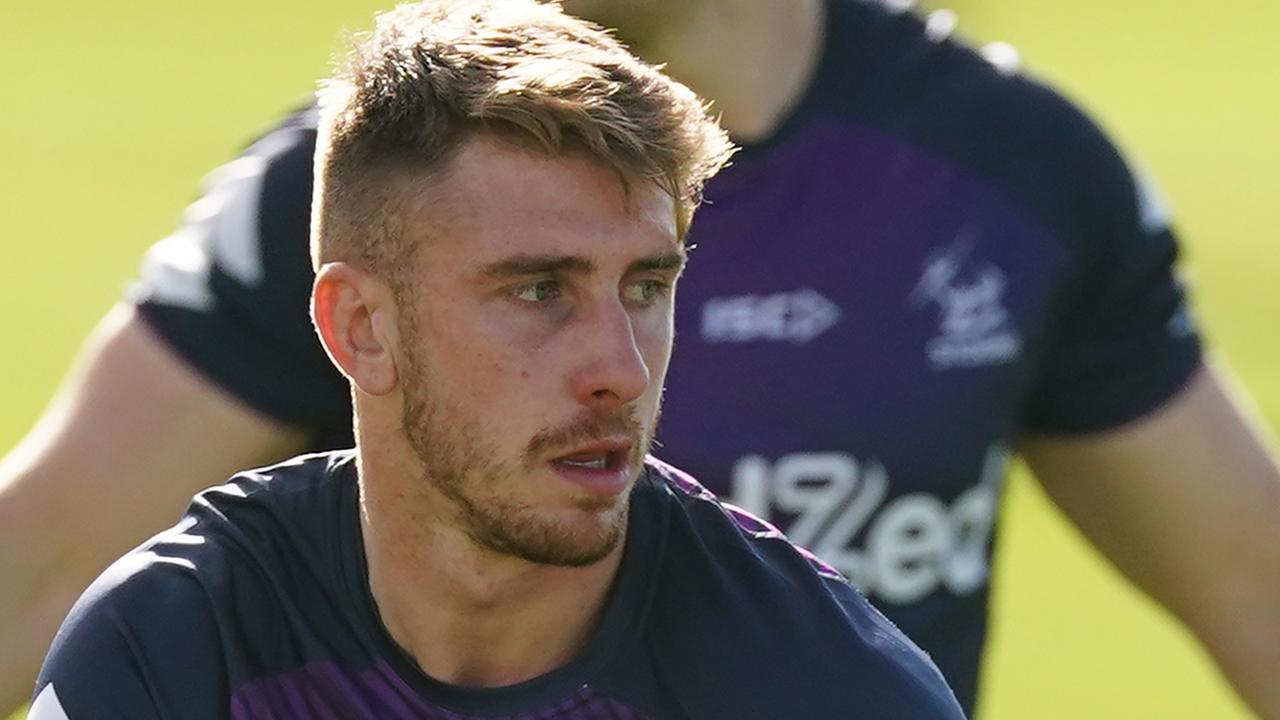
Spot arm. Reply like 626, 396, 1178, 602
1022, 360, 1280, 719
0, 304, 308, 714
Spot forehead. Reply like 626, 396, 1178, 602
397, 135, 679, 264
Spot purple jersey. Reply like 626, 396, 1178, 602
33, 453, 963, 719
126, 1, 1200, 713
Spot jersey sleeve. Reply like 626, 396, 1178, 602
1021, 100, 1203, 434
32, 549, 229, 720
128, 108, 352, 447
824, 578, 967, 719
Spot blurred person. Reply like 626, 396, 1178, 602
28, 2, 964, 717
4, 0, 1280, 717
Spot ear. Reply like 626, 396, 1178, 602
312, 262, 401, 396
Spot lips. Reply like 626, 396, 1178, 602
548, 439, 634, 497
557, 455, 610, 470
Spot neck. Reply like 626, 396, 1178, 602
354, 415, 624, 688
631, 0, 826, 142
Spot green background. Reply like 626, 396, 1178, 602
1, 2, 1275, 718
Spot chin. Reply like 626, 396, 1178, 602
533, 504, 629, 567
468, 499, 628, 568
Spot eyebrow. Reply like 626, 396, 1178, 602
630, 248, 687, 274
479, 248, 687, 279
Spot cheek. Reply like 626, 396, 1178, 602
635, 309, 675, 377
413, 315, 525, 404
473, 301, 569, 354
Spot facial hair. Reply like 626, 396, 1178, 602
398, 318, 653, 567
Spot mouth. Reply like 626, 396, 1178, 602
548, 439, 635, 497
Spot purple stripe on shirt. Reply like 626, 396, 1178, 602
230, 662, 651, 719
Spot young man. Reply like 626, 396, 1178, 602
5, 0, 1280, 717
28, 2, 963, 718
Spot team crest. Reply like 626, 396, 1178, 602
911, 236, 1022, 369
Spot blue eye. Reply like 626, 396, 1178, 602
513, 281, 561, 304
623, 279, 670, 305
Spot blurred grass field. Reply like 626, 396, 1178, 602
1, 1, 1275, 718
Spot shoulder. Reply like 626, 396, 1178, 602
645, 457, 845, 581
34, 451, 355, 717
642, 459, 964, 717
132, 104, 318, 313
183, 450, 357, 571
196, 448, 355, 516
34, 528, 229, 717
46, 451, 352, 651
238, 105, 319, 247
226, 104, 318, 203
824, 0, 1118, 161
176, 102, 317, 249
127, 104, 352, 440
819, 0, 1159, 248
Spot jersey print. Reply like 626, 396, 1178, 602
34, 454, 964, 719
129, 1, 1202, 713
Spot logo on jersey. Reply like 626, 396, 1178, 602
912, 237, 1022, 369
730, 446, 1007, 604
700, 288, 841, 344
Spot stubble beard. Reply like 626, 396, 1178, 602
398, 330, 652, 567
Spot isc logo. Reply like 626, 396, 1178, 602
700, 288, 842, 344
729, 447, 1006, 604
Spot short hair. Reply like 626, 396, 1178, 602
311, 0, 735, 277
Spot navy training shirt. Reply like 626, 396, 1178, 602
33, 453, 964, 719
128, 0, 1203, 712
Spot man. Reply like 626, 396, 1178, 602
28, 2, 964, 718
4, 0, 1279, 716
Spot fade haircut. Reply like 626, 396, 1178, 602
311, 0, 735, 280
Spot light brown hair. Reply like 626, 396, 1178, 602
311, 0, 734, 277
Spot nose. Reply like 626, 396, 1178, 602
569, 297, 652, 408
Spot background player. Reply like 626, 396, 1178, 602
3, 0, 1280, 717
29, 4, 963, 716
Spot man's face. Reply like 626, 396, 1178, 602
392, 135, 682, 567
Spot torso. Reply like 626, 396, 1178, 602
130, 2, 1202, 714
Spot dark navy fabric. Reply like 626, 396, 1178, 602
132, 108, 353, 451
128, 0, 1202, 713
35, 453, 963, 719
